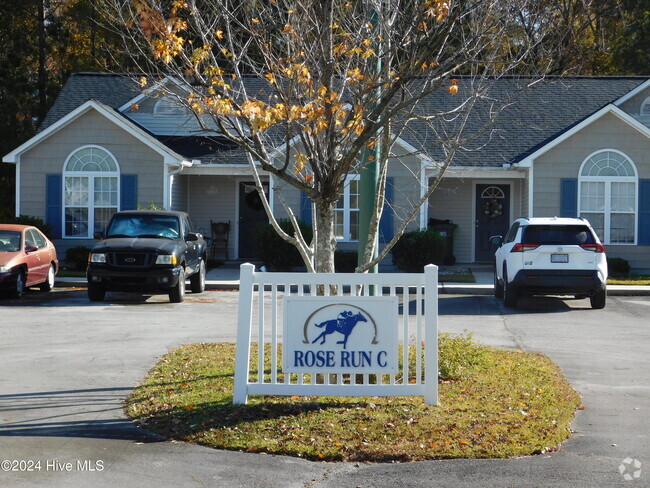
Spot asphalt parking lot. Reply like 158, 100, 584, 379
1, 288, 648, 487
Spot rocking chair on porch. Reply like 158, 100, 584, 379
210, 220, 230, 260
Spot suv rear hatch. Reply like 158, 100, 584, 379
518, 224, 603, 271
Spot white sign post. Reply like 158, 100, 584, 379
233, 264, 438, 405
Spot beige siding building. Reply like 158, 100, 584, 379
4, 74, 650, 271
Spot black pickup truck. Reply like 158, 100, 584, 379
86, 210, 207, 303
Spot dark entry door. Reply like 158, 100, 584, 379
238, 182, 269, 259
475, 184, 510, 262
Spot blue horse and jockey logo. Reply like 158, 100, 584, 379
311, 310, 368, 350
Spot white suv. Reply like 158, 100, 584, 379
490, 217, 608, 309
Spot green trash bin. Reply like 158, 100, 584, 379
428, 219, 457, 265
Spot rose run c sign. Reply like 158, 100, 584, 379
233, 264, 439, 405
283, 296, 399, 374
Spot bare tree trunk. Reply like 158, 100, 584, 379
314, 200, 336, 274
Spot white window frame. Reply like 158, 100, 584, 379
335, 174, 360, 242
577, 149, 638, 245
63, 145, 120, 239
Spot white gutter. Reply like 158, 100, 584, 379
424, 166, 527, 179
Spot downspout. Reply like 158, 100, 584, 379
268, 174, 275, 222
528, 162, 534, 218
165, 165, 183, 210
514, 160, 534, 219
15, 160, 20, 217
420, 160, 428, 229
165, 160, 195, 210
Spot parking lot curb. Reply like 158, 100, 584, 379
54, 279, 650, 296
54, 278, 238, 291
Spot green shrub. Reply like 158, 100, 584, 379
335, 251, 358, 272
607, 257, 631, 277
254, 219, 312, 271
391, 228, 445, 272
438, 332, 488, 381
65, 246, 91, 271
10, 215, 53, 239
0, 204, 13, 222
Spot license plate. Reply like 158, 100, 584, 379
551, 254, 568, 263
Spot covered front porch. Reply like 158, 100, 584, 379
171, 169, 271, 261
426, 167, 528, 263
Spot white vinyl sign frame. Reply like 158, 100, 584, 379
233, 263, 439, 405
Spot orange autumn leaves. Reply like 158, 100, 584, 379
133, 0, 187, 64
131, 0, 458, 177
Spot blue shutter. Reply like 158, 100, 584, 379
46, 174, 62, 239
379, 177, 394, 243
300, 191, 312, 225
560, 178, 578, 218
120, 174, 138, 210
639, 179, 650, 245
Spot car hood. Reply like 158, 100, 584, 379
0, 251, 22, 268
92, 238, 182, 254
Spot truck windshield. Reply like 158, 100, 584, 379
106, 215, 180, 239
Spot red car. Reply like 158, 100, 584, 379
0, 224, 59, 298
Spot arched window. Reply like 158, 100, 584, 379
63, 146, 120, 238
641, 96, 650, 117
578, 150, 637, 244
154, 95, 186, 115
480, 186, 505, 199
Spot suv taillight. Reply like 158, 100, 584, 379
580, 243, 605, 253
511, 244, 540, 252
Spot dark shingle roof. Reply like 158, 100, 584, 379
401, 76, 647, 167
38, 73, 141, 132
156, 135, 249, 164
40, 73, 648, 167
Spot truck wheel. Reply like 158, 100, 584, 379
503, 268, 518, 308
590, 289, 606, 309
88, 283, 106, 302
169, 268, 186, 303
190, 260, 206, 293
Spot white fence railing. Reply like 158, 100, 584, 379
233, 263, 438, 405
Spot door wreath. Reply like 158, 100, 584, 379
482, 198, 503, 219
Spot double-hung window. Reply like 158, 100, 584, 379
578, 150, 637, 244
63, 146, 120, 238
334, 175, 360, 241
